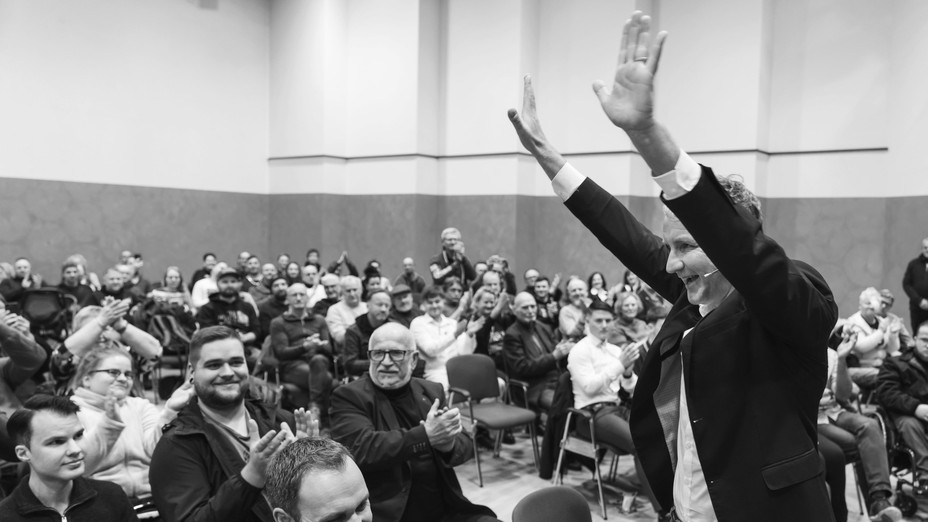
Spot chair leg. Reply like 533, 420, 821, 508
595, 452, 608, 520
472, 429, 483, 487
493, 429, 503, 458
853, 466, 864, 515
553, 438, 566, 485
528, 422, 539, 472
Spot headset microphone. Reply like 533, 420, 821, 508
702, 269, 719, 278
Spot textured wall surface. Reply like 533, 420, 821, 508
0, 178, 269, 284
4, 176, 927, 328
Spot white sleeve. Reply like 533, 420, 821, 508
652, 150, 701, 200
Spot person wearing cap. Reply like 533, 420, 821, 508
196, 268, 260, 358
393, 257, 427, 304
388, 284, 422, 328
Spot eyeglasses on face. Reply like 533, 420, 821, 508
369, 349, 411, 362
91, 369, 135, 379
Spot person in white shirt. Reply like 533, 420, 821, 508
410, 286, 483, 389
325, 276, 368, 347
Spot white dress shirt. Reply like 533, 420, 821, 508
552, 150, 718, 521
567, 334, 638, 409
410, 313, 475, 389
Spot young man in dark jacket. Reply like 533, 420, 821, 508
196, 268, 260, 358
0, 395, 137, 521
150, 326, 312, 522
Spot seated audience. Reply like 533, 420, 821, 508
65, 300, 162, 361
326, 250, 360, 277
615, 269, 670, 325
876, 321, 928, 496
236, 251, 252, 274
558, 277, 589, 341
241, 255, 262, 293
300, 264, 326, 308
0, 258, 43, 305
818, 325, 902, 521
343, 290, 392, 377
57, 260, 96, 311
312, 273, 341, 317
0, 309, 47, 419
566, 299, 658, 512
276, 253, 292, 276
265, 438, 372, 522
257, 276, 289, 344
190, 262, 227, 310
878, 288, 915, 350
248, 263, 278, 302
304, 248, 321, 270
150, 266, 193, 308
470, 287, 512, 363
325, 276, 367, 347
189, 252, 218, 291
609, 291, 651, 346
587, 271, 608, 303
849, 287, 900, 389
150, 326, 312, 522
195, 267, 260, 356
70, 346, 195, 500
93, 267, 139, 306
394, 257, 427, 303
0, 395, 138, 520
65, 254, 101, 291
269, 283, 332, 412
441, 276, 469, 321
485, 255, 517, 296
532, 275, 560, 329
388, 284, 423, 328
410, 286, 481, 389
330, 323, 499, 522
429, 227, 477, 286
126, 253, 153, 296
284, 261, 302, 285
503, 292, 572, 411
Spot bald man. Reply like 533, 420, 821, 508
331, 323, 499, 522
393, 257, 427, 303
502, 292, 572, 411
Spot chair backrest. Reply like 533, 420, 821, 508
20, 289, 67, 324
446, 354, 500, 402
511, 486, 592, 522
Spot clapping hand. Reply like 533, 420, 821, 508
592, 11, 667, 132
422, 398, 461, 453
292, 407, 320, 439
618, 342, 641, 369
240, 420, 294, 488
164, 380, 195, 414
98, 298, 131, 327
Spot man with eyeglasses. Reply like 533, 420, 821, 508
331, 323, 499, 522
877, 322, 928, 497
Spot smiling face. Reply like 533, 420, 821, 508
82, 354, 134, 400
512, 292, 537, 324
662, 215, 732, 309
423, 295, 444, 320
368, 325, 418, 390
567, 279, 587, 307
16, 411, 86, 482
392, 292, 414, 313
191, 338, 249, 410
301, 265, 319, 287
367, 293, 392, 324
619, 295, 640, 320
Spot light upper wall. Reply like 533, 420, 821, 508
0, 0, 270, 193
3, 0, 926, 197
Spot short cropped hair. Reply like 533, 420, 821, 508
421, 285, 445, 302
588, 299, 614, 315
440, 227, 461, 240
265, 438, 353, 520
61, 261, 80, 274
339, 275, 362, 289
203, 252, 217, 261
7, 395, 81, 448
189, 326, 241, 367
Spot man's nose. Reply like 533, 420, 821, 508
665, 251, 683, 274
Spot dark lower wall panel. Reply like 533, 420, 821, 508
0, 178, 269, 284
3, 175, 927, 330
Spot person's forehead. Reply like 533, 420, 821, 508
372, 338, 413, 352
514, 295, 535, 307
567, 280, 585, 290
297, 464, 368, 519
370, 294, 391, 305
31, 411, 82, 442
199, 339, 246, 361
303, 266, 318, 274
218, 276, 240, 283
287, 287, 306, 296
590, 309, 613, 319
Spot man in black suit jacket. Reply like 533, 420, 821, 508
508, 12, 840, 522
502, 292, 572, 411
330, 323, 498, 522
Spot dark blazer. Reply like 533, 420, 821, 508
330, 375, 495, 522
564, 167, 837, 522
876, 350, 928, 419
502, 320, 560, 393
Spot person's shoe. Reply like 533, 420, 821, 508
501, 431, 516, 445
869, 498, 903, 522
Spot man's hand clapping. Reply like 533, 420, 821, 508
240, 420, 295, 488
422, 399, 461, 453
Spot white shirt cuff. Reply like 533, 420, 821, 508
551, 162, 586, 202
653, 151, 701, 200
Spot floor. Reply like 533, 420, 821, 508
457, 431, 928, 522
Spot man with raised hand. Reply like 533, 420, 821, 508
509, 11, 837, 521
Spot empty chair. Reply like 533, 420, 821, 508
511, 486, 592, 522
446, 353, 539, 487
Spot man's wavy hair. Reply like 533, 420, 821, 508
664, 174, 762, 224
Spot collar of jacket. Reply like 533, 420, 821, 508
14, 476, 97, 516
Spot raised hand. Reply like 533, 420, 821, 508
421, 398, 461, 453
293, 408, 320, 439
103, 390, 122, 422
618, 343, 641, 369
592, 11, 667, 131
164, 380, 195, 414
240, 420, 291, 488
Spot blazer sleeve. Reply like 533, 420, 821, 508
563, 177, 684, 304
502, 328, 557, 379
329, 383, 433, 472
876, 358, 920, 416
661, 166, 838, 350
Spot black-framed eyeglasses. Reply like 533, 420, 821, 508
369, 349, 411, 362
91, 369, 135, 379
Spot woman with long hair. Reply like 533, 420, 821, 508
70, 345, 193, 500
587, 271, 608, 303
151, 266, 192, 308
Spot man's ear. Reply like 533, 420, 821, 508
14, 444, 30, 463
272, 507, 295, 522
